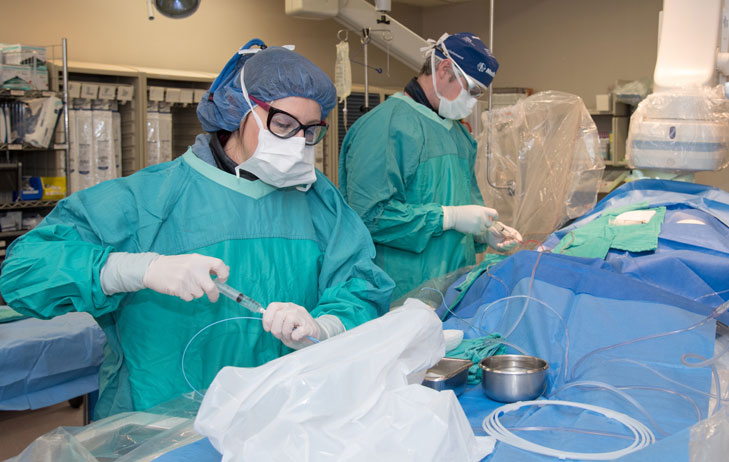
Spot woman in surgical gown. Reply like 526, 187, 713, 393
0, 44, 394, 419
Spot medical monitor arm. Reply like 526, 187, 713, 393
285, 0, 428, 72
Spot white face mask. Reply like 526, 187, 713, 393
235, 69, 317, 191
431, 49, 477, 120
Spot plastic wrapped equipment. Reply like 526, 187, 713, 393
613, 78, 651, 105
627, 85, 729, 172
6, 393, 203, 462
476, 91, 605, 244
194, 300, 494, 462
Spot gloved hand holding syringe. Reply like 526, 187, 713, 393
215, 281, 320, 344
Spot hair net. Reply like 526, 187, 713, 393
197, 44, 337, 133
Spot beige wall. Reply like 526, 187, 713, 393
0, 0, 421, 90
3, 0, 729, 189
421, 0, 663, 109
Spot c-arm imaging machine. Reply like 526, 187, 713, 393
628, 0, 729, 174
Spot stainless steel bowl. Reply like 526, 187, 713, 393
478, 354, 549, 402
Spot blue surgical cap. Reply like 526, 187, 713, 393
434, 32, 499, 89
197, 44, 337, 133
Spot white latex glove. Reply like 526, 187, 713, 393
442, 205, 498, 235
142, 254, 229, 302
262, 302, 320, 349
476, 221, 522, 252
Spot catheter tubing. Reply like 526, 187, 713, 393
182, 316, 262, 397
602, 358, 729, 413
571, 301, 729, 380
482, 399, 654, 460
476, 294, 570, 383
551, 380, 669, 436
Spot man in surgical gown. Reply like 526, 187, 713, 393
0, 44, 394, 419
339, 32, 522, 301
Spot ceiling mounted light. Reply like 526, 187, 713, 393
147, 0, 200, 20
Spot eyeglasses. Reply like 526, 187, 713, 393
437, 44, 486, 98
460, 69, 485, 98
249, 96, 328, 145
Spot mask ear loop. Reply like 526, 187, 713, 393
239, 68, 265, 132
234, 67, 266, 179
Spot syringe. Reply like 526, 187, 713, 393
215, 281, 319, 344
215, 281, 265, 314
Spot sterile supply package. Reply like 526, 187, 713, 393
627, 85, 729, 172
21, 96, 63, 148
158, 105, 172, 164
75, 100, 96, 191
92, 100, 116, 184
0, 211, 22, 231
194, 300, 494, 462
147, 102, 161, 166
477, 91, 605, 244
0, 64, 48, 91
2, 44, 46, 67
112, 104, 122, 175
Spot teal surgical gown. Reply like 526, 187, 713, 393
0, 137, 394, 419
339, 93, 486, 300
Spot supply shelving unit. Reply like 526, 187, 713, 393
136, 67, 216, 166
48, 62, 217, 175
0, 38, 69, 258
589, 100, 630, 167
589, 100, 632, 198
59, 61, 142, 176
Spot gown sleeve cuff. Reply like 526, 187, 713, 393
315, 314, 346, 341
100, 252, 160, 295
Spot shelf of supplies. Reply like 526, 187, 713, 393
0, 143, 66, 151
0, 200, 59, 210
0, 229, 27, 239
0, 88, 61, 98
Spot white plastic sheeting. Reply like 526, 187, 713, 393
194, 300, 494, 462
476, 91, 605, 245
